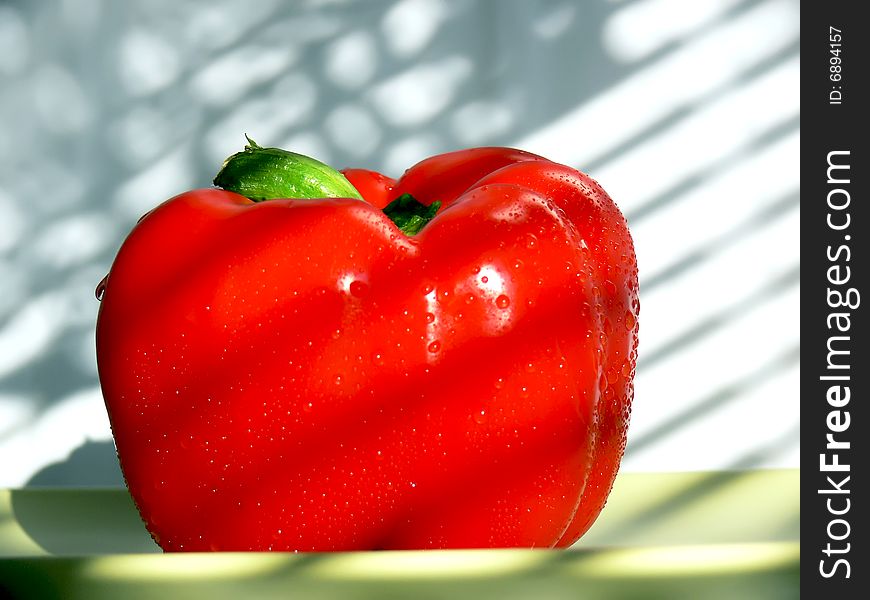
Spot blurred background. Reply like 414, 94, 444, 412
0, 0, 799, 487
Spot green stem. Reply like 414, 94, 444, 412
382, 194, 442, 236
213, 136, 441, 235
213, 135, 363, 202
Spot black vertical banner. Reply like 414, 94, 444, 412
803, 0, 868, 596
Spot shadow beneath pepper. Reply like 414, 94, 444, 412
26, 440, 124, 487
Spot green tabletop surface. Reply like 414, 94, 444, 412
0, 469, 799, 599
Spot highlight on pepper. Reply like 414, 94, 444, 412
95, 137, 639, 551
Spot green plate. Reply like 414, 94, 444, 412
0, 469, 799, 599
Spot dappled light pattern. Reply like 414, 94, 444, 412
0, 0, 798, 490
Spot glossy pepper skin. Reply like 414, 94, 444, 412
96, 146, 639, 551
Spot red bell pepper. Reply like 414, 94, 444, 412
96, 139, 639, 551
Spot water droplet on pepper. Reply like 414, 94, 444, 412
95, 275, 108, 301
349, 280, 368, 297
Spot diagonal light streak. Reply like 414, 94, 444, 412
595, 56, 800, 214
630, 283, 799, 449
603, 0, 748, 63
638, 208, 799, 373
632, 130, 799, 286
625, 359, 799, 471
516, 0, 799, 167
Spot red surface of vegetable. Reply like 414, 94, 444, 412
96, 144, 639, 551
